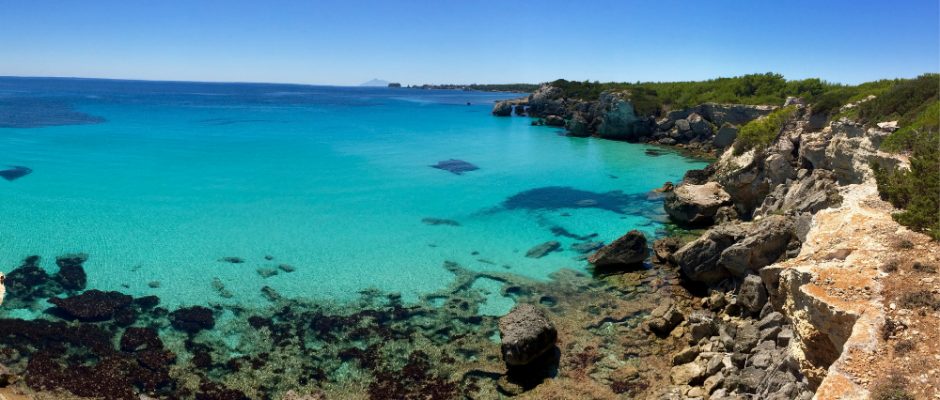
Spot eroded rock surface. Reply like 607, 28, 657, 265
587, 230, 648, 267
499, 304, 557, 366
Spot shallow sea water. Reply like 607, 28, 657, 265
0, 78, 708, 313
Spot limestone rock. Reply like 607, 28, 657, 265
648, 299, 684, 333
674, 223, 749, 285
671, 360, 706, 385
783, 97, 805, 107
596, 91, 645, 140
567, 114, 589, 137
713, 124, 738, 148
587, 230, 648, 267
653, 236, 684, 264
499, 304, 557, 366
719, 214, 793, 276
687, 113, 712, 136
492, 100, 512, 116
663, 182, 732, 226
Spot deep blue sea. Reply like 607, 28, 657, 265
0, 77, 708, 315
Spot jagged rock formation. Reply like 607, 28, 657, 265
493, 100, 513, 116
654, 101, 927, 400
587, 229, 648, 267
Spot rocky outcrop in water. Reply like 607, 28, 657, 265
525, 241, 561, 258
587, 230, 648, 268
493, 100, 513, 116
499, 304, 557, 366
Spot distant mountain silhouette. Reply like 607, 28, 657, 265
359, 79, 390, 87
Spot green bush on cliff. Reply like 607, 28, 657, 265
881, 101, 939, 154
734, 105, 797, 153
810, 79, 900, 115
872, 116, 940, 240
857, 73, 940, 126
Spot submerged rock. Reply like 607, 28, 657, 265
169, 305, 215, 333
257, 268, 278, 278
525, 241, 561, 258
569, 241, 604, 254
54, 253, 88, 292
0, 166, 32, 182
217, 257, 244, 264
421, 218, 460, 226
47, 290, 133, 322
278, 264, 296, 273
429, 159, 480, 175
648, 299, 684, 334
499, 304, 557, 366
587, 230, 648, 267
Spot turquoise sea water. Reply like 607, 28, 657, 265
0, 78, 708, 313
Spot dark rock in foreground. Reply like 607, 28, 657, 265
0, 166, 32, 182
587, 230, 648, 267
421, 218, 460, 226
525, 241, 561, 258
47, 290, 133, 322
169, 306, 215, 333
499, 304, 557, 366
429, 159, 480, 175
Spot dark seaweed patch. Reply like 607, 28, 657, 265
500, 186, 647, 214
0, 98, 106, 128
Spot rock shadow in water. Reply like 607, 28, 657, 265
0, 166, 32, 182
429, 159, 480, 175
500, 186, 646, 215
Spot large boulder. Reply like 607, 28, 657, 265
687, 113, 713, 136
738, 274, 768, 315
499, 304, 557, 366
719, 214, 794, 276
653, 236, 684, 264
545, 115, 566, 126
493, 100, 512, 116
648, 299, 684, 333
664, 182, 733, 226
587, 230, 648, 267
674, 222, 749, 285
713, 124, 738, 148
526, 84, 565, 118
567, 114, 590, 137
596, 91, 644, 140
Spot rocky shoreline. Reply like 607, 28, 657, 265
495, 83, 939, 399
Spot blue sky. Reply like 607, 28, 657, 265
1, 0, 937, 86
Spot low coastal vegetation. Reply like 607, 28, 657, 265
734, 105, 797, 154
868, 76, 939, 240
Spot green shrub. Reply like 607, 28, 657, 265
872, 125, 940, 240
912, 262, 937, 273
893, 339, 916, 355
857, 73, 940, 126
881, 260, 899, 273
735, 106, 798, 153
899, 290, 940, 309
880, 101, 939, 154
899, 240, 914, 249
